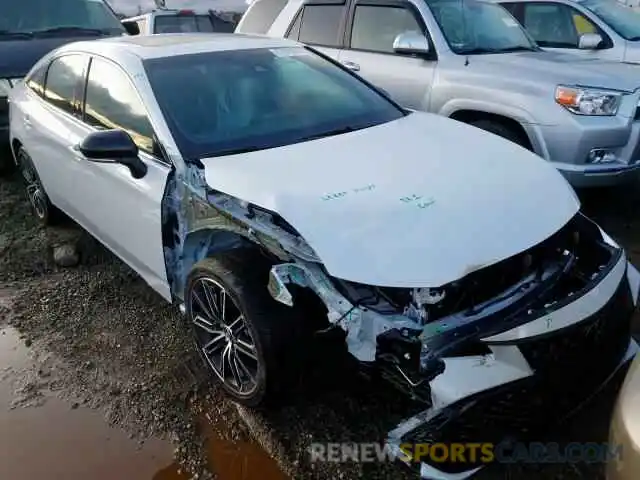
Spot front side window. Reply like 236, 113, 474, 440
43, 55, 88, 114
154, 15, 216, 33
144, 47, 404, 159
350, 5, 423, 53
84, 57, 155, 153
520, 2, 597, 48
294, 5, 345, 47
580, 0, 640, 41
0, 0, 124, 35
427, 0, 538, 54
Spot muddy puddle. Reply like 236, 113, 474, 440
0, 325, 286, 480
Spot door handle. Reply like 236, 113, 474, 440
342, 60, 360, 71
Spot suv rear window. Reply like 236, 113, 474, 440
0, 0, 124, 34
235, 0, 288, 34
154, 15, 217, 33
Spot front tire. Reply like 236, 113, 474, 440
468, 119, 529, 149
185, 250, 301, 407
17, 147, 64, 225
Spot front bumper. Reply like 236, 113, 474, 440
607, 355, 640, 480
536, 117, 640, 188
386, 254, 639, 479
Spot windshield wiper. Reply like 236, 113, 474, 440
298, 125, 359, 142
208, 146, 266, 157
0, 30, 34, 39
628, 36, 640, 41
31, 26, 112, 37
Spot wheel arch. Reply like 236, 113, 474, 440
448, 110, 534, 151
10, 138, 23, 165
174, 228, 260, 299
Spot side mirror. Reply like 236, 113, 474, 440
122, 20, 140, 36
393, 31, 431, 56
578, 33, 603, 49
78, 129, 147, 179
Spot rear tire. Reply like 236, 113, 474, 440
468, 119, 529, 149
17, 147, 65, 226
185, 249, 303, 407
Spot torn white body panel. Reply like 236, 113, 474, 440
200, 112, 580, 288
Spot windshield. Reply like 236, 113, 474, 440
0, 0, 124, 35
428, 0, 538, 54
580, 0, 640, 40
144, 47, 404, 159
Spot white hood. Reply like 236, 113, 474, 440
201, 113, 580, 288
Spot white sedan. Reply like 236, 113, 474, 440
9, 33, 639, 479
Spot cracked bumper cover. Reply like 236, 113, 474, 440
385, 256, 639, 480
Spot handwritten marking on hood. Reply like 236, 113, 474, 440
321, 184, 376, 201
400, 194, 436, 209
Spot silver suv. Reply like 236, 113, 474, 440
237, 0, 640, 188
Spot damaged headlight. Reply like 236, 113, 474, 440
555, 85, 624, 116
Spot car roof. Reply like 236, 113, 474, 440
56, 33, 300, 60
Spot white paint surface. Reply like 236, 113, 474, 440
202, 112, 580, 287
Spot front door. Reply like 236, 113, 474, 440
69, 55, 171, 300
337, 0, 437, 110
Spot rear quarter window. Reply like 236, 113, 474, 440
235, 0, 288, 34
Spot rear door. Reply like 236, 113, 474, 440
337, 0, 437, 110
282, 1, 348, 60
21, 53, 89, 219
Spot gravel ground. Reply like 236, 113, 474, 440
1, 163, 639, 480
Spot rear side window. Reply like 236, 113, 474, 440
26, 64, 48, 97
235, 0, 288, 34
287, 5, 344, 47
154, 15, 215, 33
43, 55, 88, 115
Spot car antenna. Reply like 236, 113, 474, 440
461, 0, 470, 66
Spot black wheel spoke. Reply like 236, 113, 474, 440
202, 283, 221, 318
192, 290, 214, 320
235, 338, 257, 361
193, 315, 218, 335
202, 332, 226, 355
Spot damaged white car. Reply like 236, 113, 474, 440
8, 34, 640, 478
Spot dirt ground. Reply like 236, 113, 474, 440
1, 159, 639, 480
